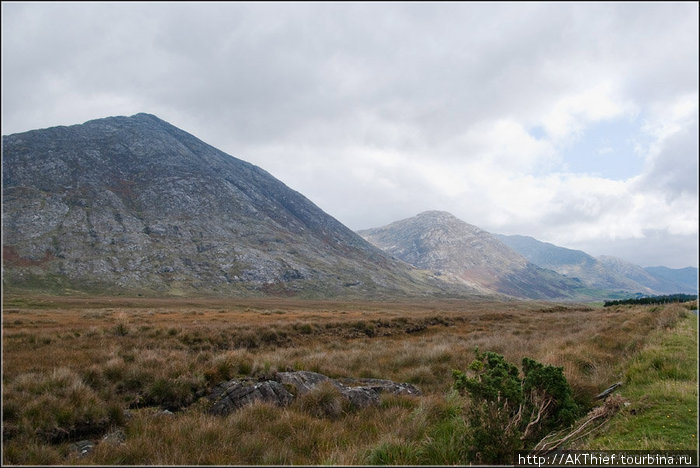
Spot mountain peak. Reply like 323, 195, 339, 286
2, 115, 469, 298
415, 210, 458, 220
359, 212, 585, 300
380, 211, 484, 234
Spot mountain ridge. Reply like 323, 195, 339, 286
2, 114, 473, 298
4, 114, 693, 300
496, 234, 697, 295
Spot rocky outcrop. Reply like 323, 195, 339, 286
208, 371, 421, 416
208, 380, 294, 416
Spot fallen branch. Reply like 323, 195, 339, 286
594, 382, 622, 400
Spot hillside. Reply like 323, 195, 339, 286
2, 114, 471, 298
497, 234, 698, 294
643, 266, 698, 293
358, 211, 588, 300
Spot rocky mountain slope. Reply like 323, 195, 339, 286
357, 211, 589, 300
2, 114, 471, 298
496, 234, 697, 294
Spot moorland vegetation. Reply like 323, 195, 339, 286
2, 295, 697, 464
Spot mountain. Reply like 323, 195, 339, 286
357, 211, 588, 300
494, 234, 648, 293
496, 234, 698, 295
597, 256, 698, 295
2, 113, 471, 298
492, 234, 596, 271
595, 255, 669, 293
643, 266, 698, 293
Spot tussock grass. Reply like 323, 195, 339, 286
2, 295, 696, 464
293, 381, 350, 419
2, 367, 118, 445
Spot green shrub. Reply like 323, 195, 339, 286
453, 349, 522, 406
521, 357, 580, 441
452, 349, 581, 463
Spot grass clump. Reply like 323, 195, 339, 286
365, 392, 469, 465
294, 382, 350, 419
3, 368, 115, 445
144, 376, 204, 410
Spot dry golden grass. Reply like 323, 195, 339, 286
2, 294, 692, 464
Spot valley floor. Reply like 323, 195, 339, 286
2, 294, 697, 464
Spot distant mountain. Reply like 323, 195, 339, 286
2, 114, 472, 298
358, 211, 588, 300
596, 255, 669, 293
492, 235, 596, 271
497, 234, 698, 295
643, 266, 698, 293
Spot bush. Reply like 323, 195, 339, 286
521, 357, 579, 441
453, 349, 581, 463
465, 398, 521, 464
453, 349, 522, 406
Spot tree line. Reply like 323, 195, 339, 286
604, 293, 697, 307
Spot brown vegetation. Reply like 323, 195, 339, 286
1, 295, 691, 464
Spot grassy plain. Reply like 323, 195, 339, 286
2, 295, 696, 464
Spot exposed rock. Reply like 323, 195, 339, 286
208, 371, 421, 416
275, 370, 333, 395
208, 379, 294, 416
101, 428, 126, 445
70, 440, 94, 457
276, 371, 380, 408
344, 377, 423, 396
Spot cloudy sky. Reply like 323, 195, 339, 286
2, 2, 698, 268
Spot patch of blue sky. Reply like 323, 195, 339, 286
558, 116, 651, 180
530, 116, 652, 180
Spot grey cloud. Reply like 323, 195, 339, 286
2, 2, 697, 268
4, 2, 696, 147
568, 231, 698, 269
636, 118, 699, 199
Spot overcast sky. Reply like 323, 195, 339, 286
2, 2, 698, 268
